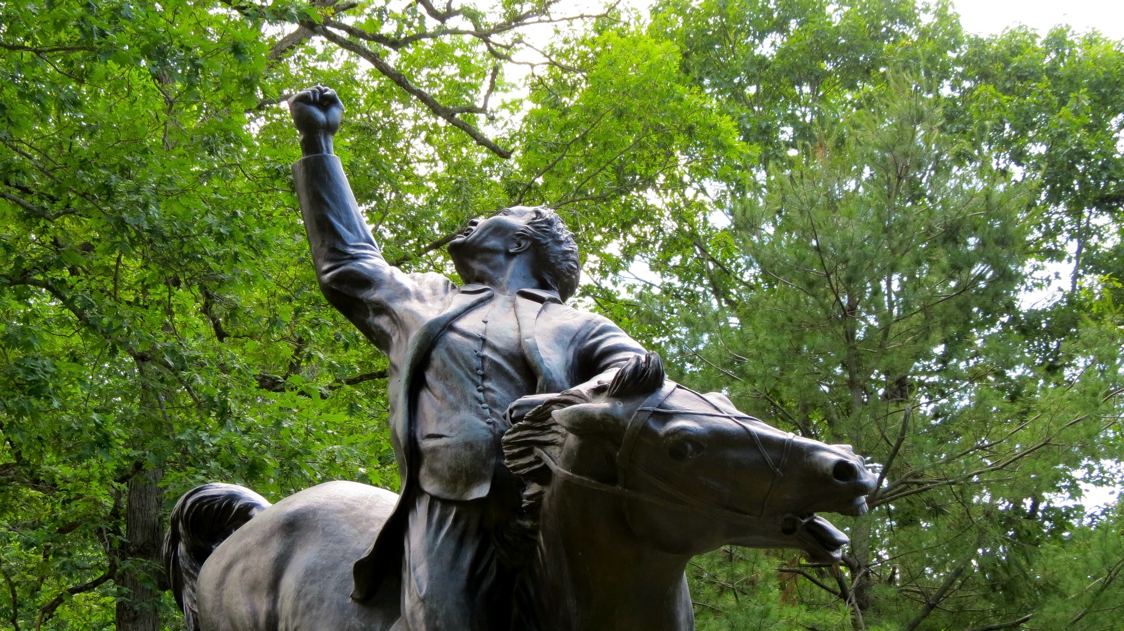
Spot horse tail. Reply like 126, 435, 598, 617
163, 483, 271, 631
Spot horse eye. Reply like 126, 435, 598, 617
668, 438, 704, 462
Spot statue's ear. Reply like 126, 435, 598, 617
552, 402, 625, 437
508, 233, 532, 255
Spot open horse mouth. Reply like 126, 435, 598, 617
783, 513, 851, 562
837, 495, 870, 517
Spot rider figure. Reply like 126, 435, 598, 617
289, 85, 646, 630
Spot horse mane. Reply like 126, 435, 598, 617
497, 353, 664, 567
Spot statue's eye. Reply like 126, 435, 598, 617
668, 438, 704, 462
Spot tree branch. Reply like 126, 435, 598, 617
200, 289, 229, 343
514, 109, 610, 204
777, 567, 841, 597
964, 614, 1032, 631
558, 128, 666, 204
415, 0, 465, 22
34, 572, 111, 630
0, 191, 79, 221
389, 228, 464, 266
3, 274, 202, 406
1070, 555, 1124, 624
876, 404, 911, 490
307, 24, 512, 158
335, 369, 390, 388
268, 26, 315, 60
903, 564, 968, 631
834, 563, 865, 630
874, 390, 1123, 508
749, 385, 814, 437
265, 0, 359, 61
254, 369, 388, 394
0, 42, 93, 53
1, 565, 19, 631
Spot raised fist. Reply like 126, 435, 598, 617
289, 86, 344, 155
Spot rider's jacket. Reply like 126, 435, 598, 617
292, 154, 646, 602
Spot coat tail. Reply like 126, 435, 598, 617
350, 482, 409, 602
163, 483, 271, 631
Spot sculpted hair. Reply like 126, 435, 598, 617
503, 206, 580, 302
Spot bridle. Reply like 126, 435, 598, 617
533, 380, 796, 526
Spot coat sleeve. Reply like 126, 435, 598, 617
569, 313, 647, 388
293, 154, 450, 353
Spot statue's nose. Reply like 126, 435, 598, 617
826, 452, 879, 495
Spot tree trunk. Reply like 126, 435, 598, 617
115, 467, 163, 631
841, 292, 873, 627
847, 512, 874, 626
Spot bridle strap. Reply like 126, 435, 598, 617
534, 447, 702, 513
532, 379, 795, 524
533, 447, 777, 526
757, 430, 792, 516
616, 381, 678, 471
637, 388, 795, 518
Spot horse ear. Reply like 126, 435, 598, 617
703, 391, 739, 414
551, 403, 625, 437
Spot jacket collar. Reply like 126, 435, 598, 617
458, 284, 561, 304
516, 287, 562, 304
458, 283, 493, 294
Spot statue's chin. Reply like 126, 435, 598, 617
447, 243, 472, 280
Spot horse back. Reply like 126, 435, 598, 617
197, 481, 401, 631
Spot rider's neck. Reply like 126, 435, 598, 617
466, 256, 542, 296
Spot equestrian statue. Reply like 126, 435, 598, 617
163, 86, 878, 631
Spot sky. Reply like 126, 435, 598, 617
951, 0, 1124, 40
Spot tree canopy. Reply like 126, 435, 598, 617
1, 0, 1121, 629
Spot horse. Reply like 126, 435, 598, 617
164, 353, 877, 631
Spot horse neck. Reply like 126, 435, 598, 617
517, 475, 695, 631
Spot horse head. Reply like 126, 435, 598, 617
503, 352, 878, 564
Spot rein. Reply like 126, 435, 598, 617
533, 381, 795, 525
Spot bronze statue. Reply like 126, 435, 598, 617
290, 84, 648, 628
163, 86, 878, 631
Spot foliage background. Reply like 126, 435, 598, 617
0, 0, 1121, 629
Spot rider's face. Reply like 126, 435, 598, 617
448, 209, 532, 281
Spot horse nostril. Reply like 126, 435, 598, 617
833, 460, 860, 483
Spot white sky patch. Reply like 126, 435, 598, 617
951, 0, 1124, 40
619, 257, 664, 293
1078, 483, 1120, 514
1018, 259, 1071, 310
1049, 460, 1124, 517
709, 209, 731, 229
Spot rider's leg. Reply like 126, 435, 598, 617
400, 491, 515, 631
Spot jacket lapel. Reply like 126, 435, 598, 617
515, 288, 563, 393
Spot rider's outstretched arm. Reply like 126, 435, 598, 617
289, 86, 419, 352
